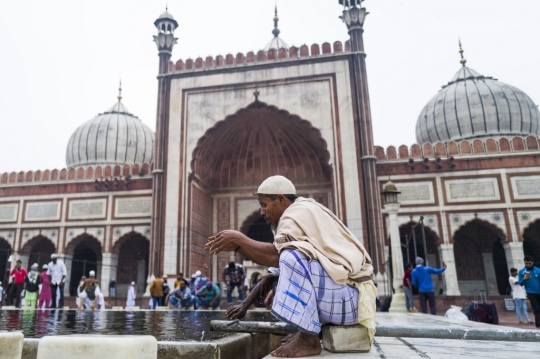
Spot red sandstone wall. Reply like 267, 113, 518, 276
190, 185, 213, 279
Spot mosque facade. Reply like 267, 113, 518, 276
1, 0, 539, 299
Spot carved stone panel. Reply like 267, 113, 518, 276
115, 197, 152, 218
25, 201, 61, 221
68, 199, 106, 220
394, 182, 435, 205
511, 175, 540, 200
445, 178, 500, 203
0, 203, 18, 223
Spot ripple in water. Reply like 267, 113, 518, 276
0, 309, 277, 341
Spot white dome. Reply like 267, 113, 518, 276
66, 102, 154, 168
416, 66, 540, 144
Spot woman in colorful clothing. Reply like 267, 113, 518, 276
24, 263, 41, 308
38, 264, 52, 308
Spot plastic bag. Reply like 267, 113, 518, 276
444, 305, 469, 321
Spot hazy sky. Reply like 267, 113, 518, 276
0, 0, 538, 172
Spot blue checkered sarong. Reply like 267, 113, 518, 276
270, 249, 359, 335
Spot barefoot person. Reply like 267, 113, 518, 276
206, 175, 376, 358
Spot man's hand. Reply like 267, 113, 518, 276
226, 285, 232, 291
443, 262, 447, 269
524, 272, 531, 280
206, 230, 245, 255
226, 303, 248, 320
258, 273, 279, 298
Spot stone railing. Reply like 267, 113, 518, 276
0, 163, 153, 185
169, 41, 351, 72
375, 136, 540, 161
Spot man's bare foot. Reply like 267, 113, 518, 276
281, 332, 300, 344
271, 331, 322, 357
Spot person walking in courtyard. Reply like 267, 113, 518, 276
126, 281, 137, 307
9, 260, 27, 308
38, 264, 52, 309
206, 175, 376, 357
509, 267, 533, 324
166, 279, 195, 309
24, 263, 41, 308
149, 275, 164, 309
222, 261, 246, 305
403, 263, 416, 312
109, 278, 116, 297
196, 281, 221, 309
47, 254, 66, 309
518, 255, 540, 329
411, 257, 446, 315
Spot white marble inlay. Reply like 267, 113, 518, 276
395, 181, 434, 205
25, 201, 61, 221
68, 199, 106, 220
511, 175, 540, 200
445, 178, 500, 203
115, 197, 152, 218
0, 203, 18, 222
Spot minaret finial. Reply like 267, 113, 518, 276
272, 5, 280, 38
459, 39, 467, 67
117, 80, 122, 102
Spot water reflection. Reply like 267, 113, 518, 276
0, 309, 276, 341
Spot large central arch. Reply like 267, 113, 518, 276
185, 100, 334, 279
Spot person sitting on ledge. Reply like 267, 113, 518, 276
196, 281, 221, 309
166, 279, 195, 309
206, 175, 376, 358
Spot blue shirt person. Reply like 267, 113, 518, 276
518, 255, 540, 329
196, 281, 221, 309
166, 280, 195, 309
411, 257, 446, 315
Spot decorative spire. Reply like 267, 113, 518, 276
459, 39, 467, 67
272, 5, 280, 38
117, 80, 122, 102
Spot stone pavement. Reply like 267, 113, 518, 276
264, 312, 540, 358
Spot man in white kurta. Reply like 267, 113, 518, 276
126, 281, 137, 307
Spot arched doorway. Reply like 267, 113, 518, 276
240, 211, 273, 244
21, 236, 55, 270
66, 234, 102, 296
453, 220, 508, 295
399, 222, 441, 294
523, 220, 540, 265
187, 100, 333, 277
114, 232, 149, 295
0, 237, 11, 285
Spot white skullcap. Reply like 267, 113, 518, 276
31, 263, 38, 269
89, 270, 96, 277
257, 175, 296, 195
43, 264, 48, 269
51, 254, 58, 259
195, 270, 202, 277
131, 281, 135, 285
191, 274, 197, 279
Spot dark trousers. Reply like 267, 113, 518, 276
527, 293, 540, 328
9, 283, 24, 307
51, 283, 64, 308
419, 291, 436, 315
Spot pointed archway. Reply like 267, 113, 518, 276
524, 220, 540, 265
453, 219, 508, 295
21, 236, 56, 270
66, 234, 103, 296
240, 210, 273, 244
113, 232, 149, 295
0, 237, 11, 285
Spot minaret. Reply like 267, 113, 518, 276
150, 9, 178, 278
340, 0, 384, 273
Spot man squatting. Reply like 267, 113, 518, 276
206, 176, 377, 357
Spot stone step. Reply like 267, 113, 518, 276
0, 331, 23, 359
36, 335, 157, 359
322, 325, 371, 353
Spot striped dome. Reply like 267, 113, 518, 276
416, 66, 540, 144
66, 102, 154, 168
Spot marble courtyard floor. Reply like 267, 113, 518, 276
265, 312, 540, 358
